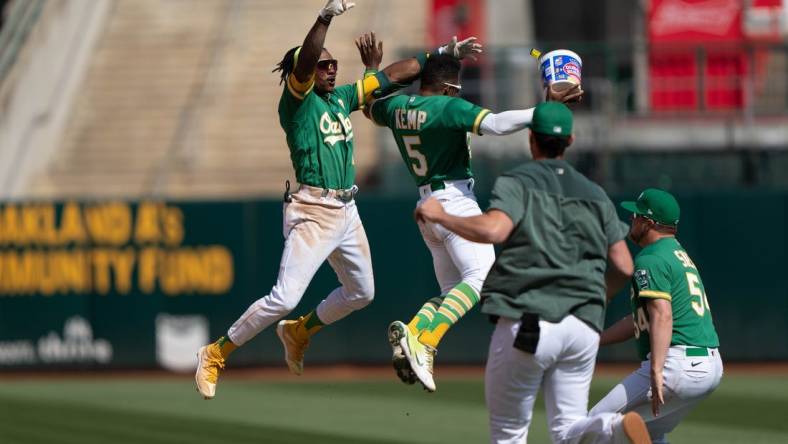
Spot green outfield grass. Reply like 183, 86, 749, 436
0, 372, 786, 443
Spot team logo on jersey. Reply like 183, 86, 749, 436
319, 111, 353, 146
634, 269, 650, 290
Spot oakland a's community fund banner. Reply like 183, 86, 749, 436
0, 201, 241, 370
0, 196, 785, 369
0, 201, 233, 296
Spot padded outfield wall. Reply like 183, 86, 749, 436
0, 193, 785, 371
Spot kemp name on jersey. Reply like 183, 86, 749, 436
371, 95, 490, 187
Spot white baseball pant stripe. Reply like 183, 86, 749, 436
416, 180, 496, 295
227, 188, 374, 346
589, 346, 723, 443
486, 315, 633, 444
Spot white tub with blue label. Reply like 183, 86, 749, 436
539, 49, 582, 92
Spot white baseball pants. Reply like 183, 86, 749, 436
227, 186, 374, 346
416, 179, 496, 295
589, 346, 723, 443
486, 315, 634, 444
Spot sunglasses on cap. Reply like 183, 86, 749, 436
443, 82, 462, 91
317, 59, 338, 70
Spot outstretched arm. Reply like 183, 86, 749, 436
478, 83, 585, 136
599, 314, 636, 346
292, 0, 355, 83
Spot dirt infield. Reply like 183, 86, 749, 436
1, 362, 787, 381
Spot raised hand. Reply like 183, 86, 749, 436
439, 36, 483, 60
356, 32, 383, 70
320, 0, 355, 20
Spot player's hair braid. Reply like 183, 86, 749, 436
273, 46, 300, 85
420, 54, 462, 91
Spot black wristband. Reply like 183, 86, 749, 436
317, 14, 331, 25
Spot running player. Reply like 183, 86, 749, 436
195, 0, 481, 399
589, 188, 723, 443
366, 53, 583, 392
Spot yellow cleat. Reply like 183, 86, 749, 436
195, 344, 225, 400
276, 317, 310, 375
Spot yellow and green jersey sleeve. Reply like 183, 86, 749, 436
633, 254, 673, 301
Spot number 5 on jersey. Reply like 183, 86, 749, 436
403, 135, 428, 177
686, 272, 711, 316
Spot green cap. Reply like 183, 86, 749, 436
621, 188, 680, 226
529, 102, 573, 137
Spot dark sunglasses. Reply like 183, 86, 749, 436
317, 59, 338, 71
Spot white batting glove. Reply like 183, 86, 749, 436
319, 0, 355, 20
438, 36, 483, 60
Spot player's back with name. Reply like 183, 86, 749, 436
394, 107, 428, 130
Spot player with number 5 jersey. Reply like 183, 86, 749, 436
590, 188, 722, 443
367, 52, 583, 392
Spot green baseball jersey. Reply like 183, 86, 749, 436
480, 160, 629, 332
279, 75, 370, 190
369, 95, 490, 187
631, 237, 720, 360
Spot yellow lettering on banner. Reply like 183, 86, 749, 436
21, 206, 43, 244
0, 205, 20, 244
205, 246, 234, 293
0, 251, 32, 294
38, 250, 57, 295
38, 205, 58, 244
138, 247, 158, 294
85, 203, 132, 246
0, 250, 93, 295
110, 248, 136, 294
159, 248, 189, 295
154, 246, 234, 295
135, 202, 161, 244
162, 206, 184, 246
55, 250, 91, 293
58, 202, 87, 245
92, 249, 112, 295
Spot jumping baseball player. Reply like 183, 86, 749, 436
366, 53, 582, 392
415, 102, 652, 443
195, 0, 488, 400
589, 188, 723, 443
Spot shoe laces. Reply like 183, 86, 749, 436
204, 355, 225, 383
288, 322, 310, 360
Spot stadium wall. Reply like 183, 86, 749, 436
0, 193, 784, 371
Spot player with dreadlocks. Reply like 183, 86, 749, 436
195, 0, 482, 400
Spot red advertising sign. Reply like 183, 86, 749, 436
648, 0, 743, 42
647, 0, 749, 111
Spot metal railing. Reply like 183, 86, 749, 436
480, 42, 788, 119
